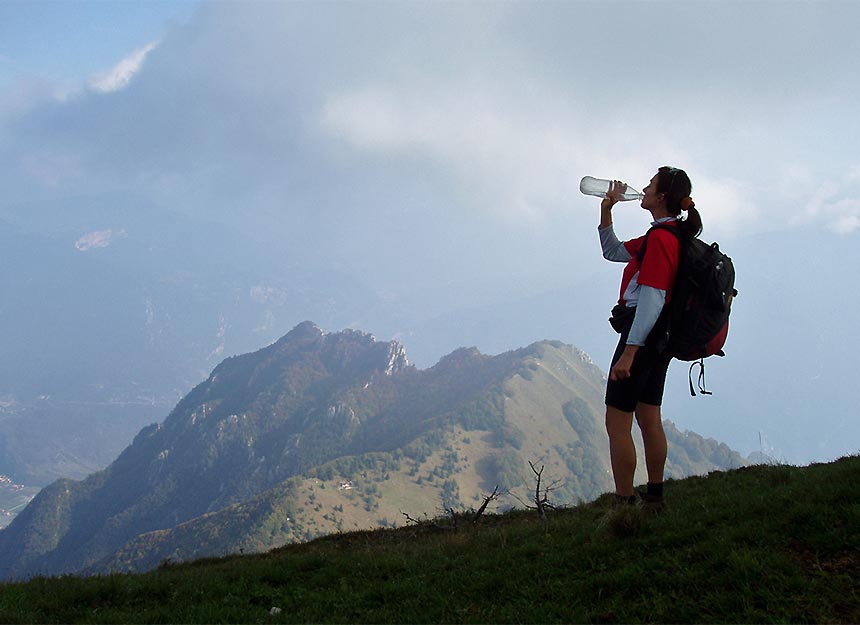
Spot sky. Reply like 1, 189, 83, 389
0, 1, 197, 89
2, 0, 860, 466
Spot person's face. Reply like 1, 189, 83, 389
640, 174, 665, 212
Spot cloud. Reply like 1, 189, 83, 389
689, 176, 758, 238
74, 229, 124, 252
4, 1, 860, 245
320, 81, 770, 238
791, 166, 860, 235
87, 42, 159, 94
833, 215, 860, 235
321, 85, 589, 219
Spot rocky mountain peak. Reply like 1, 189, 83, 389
279, 320, 324, 342
433, 346, 486, 370
383, 341, 408, 376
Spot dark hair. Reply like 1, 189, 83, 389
656, 166, 702, 237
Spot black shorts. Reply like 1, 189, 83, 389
605, 322, 673, 413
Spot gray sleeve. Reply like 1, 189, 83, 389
627, 285, 666, 346
599, 225, 633, 263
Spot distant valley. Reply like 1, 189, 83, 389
0, 476, 38, 530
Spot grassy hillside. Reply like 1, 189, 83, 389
1, 455, 857, 624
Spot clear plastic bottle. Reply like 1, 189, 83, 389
579, 176, 643, 201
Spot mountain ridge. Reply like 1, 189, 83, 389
0, 323, 743, 580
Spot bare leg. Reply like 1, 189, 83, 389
635, 401, 667, 485
605, 406, 636, 497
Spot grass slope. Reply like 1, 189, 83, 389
1, 456, 857, 624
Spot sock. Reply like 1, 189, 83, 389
646, 482, 664, 498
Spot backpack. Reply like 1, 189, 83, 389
639, 224, 737, 396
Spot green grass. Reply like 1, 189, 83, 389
1, 456, 858, 624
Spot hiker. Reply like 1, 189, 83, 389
597, 166, 702, 511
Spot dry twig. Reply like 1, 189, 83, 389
472, 486, 500, 525
511, 461, 562, 520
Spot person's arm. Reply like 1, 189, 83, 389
611, 226, 677, 381
599, 224, 633, 262
610, 285, 666, 381
598, 183, 632, 262
610, 344, 638, 381
627, 285, 666, 346
599, 181, 627, 228
600, 193, 615, 229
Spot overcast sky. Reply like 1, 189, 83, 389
2, 0, 859, 465
5, 1, 860, 232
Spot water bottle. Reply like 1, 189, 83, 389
579, 176, 643, 201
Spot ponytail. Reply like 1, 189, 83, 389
657, 166, 703, 237
680, 200, 703, 238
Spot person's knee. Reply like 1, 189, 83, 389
635, 402, 663, 432
605, 406, 634, 437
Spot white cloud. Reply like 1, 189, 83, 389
690, 176, 759, 238
320, 83, 765, 235
88, 41, 158, 93
6, 1, 860, 243
321, 85, 621, 220
74, 229, 124, 252
791, 166, 860, 235
833, 215, 860, 235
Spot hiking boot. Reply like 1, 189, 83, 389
639, 492, 665, 514
612, 493, 638, 508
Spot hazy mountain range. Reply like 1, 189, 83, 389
0, 198, 386, 487
0, 323, 742, 580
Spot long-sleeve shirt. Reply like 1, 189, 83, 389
598, 217, 679, 346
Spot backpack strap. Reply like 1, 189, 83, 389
636, 222, 685, 263
689, 359, 713, 396
636, 223, 685, 356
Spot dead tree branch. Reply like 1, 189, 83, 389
446, 507, 459, 531
472, 486, 500, 525
517, 461, 562, 521
400, 509, 457, 532
530, 462, 548, 520
400, 485, 501, 534
400, 510, 425, 526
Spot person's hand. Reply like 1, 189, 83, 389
610, 345, 638, 381
600, 180, 627, 211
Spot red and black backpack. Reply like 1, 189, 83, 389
639, 224, 737, 395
